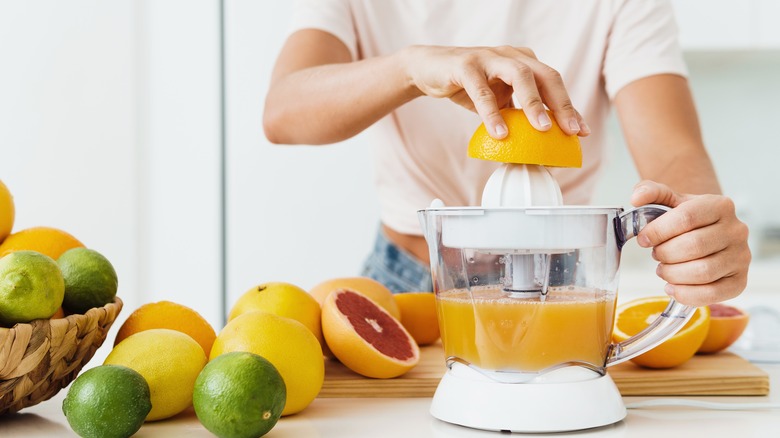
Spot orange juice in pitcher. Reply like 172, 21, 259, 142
437, 286, 616, 372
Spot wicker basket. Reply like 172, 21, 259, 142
0, 297, 123, 415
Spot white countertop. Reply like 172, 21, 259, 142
2, 362, 778, 438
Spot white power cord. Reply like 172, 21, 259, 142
626, 398, 780, 411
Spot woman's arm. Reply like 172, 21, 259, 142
263, 29, 588, 145
615, 74, 751, 306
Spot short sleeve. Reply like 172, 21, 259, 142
289, 0, 358, 61
603, 0, 688, 99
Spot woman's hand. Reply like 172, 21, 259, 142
402, 45, 589, 139
630, 180, 751, 306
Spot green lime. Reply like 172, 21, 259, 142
58, 247, 118, 314
0, 250, 64, 326
62, 365, 151, 438
193, 352, 286, 438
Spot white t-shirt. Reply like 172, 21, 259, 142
288, 0, 688, 235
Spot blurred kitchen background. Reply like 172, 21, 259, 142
1, 1, 779, 331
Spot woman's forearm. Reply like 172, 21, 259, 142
263, 33, 420, 145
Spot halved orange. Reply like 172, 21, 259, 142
697, 303, 749, 354
612, 296, 710, 369
468, 108, 582, 167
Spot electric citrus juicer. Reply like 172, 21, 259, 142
417, 109, 696, 433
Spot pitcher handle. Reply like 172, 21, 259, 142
606, 204, 697, 367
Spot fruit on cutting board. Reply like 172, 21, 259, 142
393, 292, 440, 346
194, 352, 286, 438
62, 365, 151, 438
310, 276, 400, 319
322, 289, 420, 378
0, 250, 64, 326
105, 328, 208, 421
210, 310, 324, 416
114, 300, 217, 356
612, 296, 710, 369
229, 281, 323, 347
468, 108, 582, 167
697, 303, 750, 354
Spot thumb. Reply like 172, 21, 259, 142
630, 180, 689, 208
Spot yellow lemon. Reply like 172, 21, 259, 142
210, 311, 324, 416
105, 328, 207, 421
0, 179, 14, 244
468, 108, 582, 167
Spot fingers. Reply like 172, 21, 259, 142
636, 190, 752, 306
662, 274, 748, 307
451, 46, 588, 138
636, 195, 722, 248
630, 180, 686, 208
460, 68, 509, 139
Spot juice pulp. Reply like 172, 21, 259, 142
436, 287, 616, 372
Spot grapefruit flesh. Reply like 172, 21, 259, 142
322, 289, 419, 378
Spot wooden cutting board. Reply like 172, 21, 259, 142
319, 343, 769, 398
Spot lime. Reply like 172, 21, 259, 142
0, 250, 64, 326
62, 365, 151, 438
194, 352, 286, 438
58, 247, 118, 314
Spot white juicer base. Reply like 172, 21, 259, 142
430, 362, 626, 433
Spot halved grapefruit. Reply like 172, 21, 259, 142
697, 303, 749, 354
322, 289, 419, 379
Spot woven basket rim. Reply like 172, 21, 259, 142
1, 296, 124, 415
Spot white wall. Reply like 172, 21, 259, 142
224, 2, 379, 307
0, 1, 223, 332
0, 1, 140, 314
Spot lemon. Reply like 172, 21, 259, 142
58, 247, 118, 314
62, 365, 151, 438
229, 282, 322, 345
0, 250, 64, 326
105, 328, 208, 421
0, 179, 14, 244
194, 352, 286, 438
210, 311, 324, 416
468, 108, 582, 167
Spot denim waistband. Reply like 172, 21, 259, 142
361, 228, 433, 293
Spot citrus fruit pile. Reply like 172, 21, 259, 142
0, 179, 118, 326
58, 268, 436, 436
613, 296, 751, 369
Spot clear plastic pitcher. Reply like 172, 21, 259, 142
418, 204, 695, 382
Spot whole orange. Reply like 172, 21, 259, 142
114, 301, 217, 356
393, 292, 440, 346
0, 226, 84, 260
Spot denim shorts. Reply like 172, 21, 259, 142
361, 227, 433, 293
